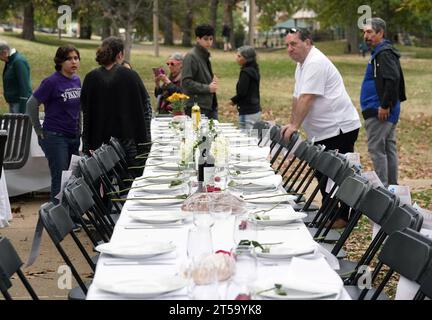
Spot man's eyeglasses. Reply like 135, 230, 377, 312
166, 62, 179, 66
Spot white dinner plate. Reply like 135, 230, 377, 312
256, 243, 316, 259
128, 211, 190, 224
95, 241, 176, 259
133, 182, 186, 195
250, 212, 307, 226
95, 275, 187, 298
254, 285, 339, 300
244, 193, 296, 204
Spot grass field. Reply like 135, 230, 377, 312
1, 32, 431, 182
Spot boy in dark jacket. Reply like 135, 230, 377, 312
182, 24, 218, 119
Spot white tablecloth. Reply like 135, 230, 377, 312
86, 119, 350, 300
0, 168, 12, 228
4, 128, 51, 196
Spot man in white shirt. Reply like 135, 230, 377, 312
282, 28, 361, 228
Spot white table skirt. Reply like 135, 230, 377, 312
0, 168, 12, 228
4, 128, 51, 197
86, 119, 350, 300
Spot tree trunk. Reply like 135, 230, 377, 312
227, 0, 235, 49
22, 2, 35, 41
79, 16, 92, 39
162, 0, 174, 45
345, 22, 359, 54
124, 20, 133, 62
101, 17, 112, 39
210, 0, 219, 47
182, 0, 194, 47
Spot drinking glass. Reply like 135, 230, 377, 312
193, 196, 215, 228
187, 226, 213, 262
209, 201, 232, 220
214, 166, 228, 191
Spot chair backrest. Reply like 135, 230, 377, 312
381, 204, 424, 236
109, 137, 127, 162
313, 151, 347, 180
79, 155, 103, 185
293, 140, 310, 159
63, 177, 112, 242
0, 130, 7, 178
252, 120, 271, 142
358, 187, 399, 226
367, 229, 432, 300
334, 175, 370, 209
39, 203, 95, 295
0, 237, 38, 300
0, 113, 32, 169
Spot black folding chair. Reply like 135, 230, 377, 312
252, 120, 272, 146
63, 176, 113, 244
346, 204, 423, 286
357, 228, 432, 300
78, 155, 123, 215
331, 186, 398, 279
0, 113, 32, 170
0, 237, 38, 300
313, 174, 370, 242
268, 124, 282, 153
270, 131, 299, 169
93, 145, 129, 191
39, 203, 96, 300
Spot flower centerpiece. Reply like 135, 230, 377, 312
167, 92, 189, 116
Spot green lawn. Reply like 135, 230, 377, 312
1, 32, 431, 180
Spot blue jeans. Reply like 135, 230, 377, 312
239, 112, 261, 130
38, 130, 80, 204
9, 103, 21, 114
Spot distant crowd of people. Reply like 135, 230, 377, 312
1, 18, 406, 227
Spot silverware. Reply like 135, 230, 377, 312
123, 225, 183, 229
104, 261, 176, 266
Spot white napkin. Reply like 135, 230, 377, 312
235, 175, 282, 188
282, 257, 343, 296
231, 146, 270, 161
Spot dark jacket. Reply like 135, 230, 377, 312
231, 62, 261, 115
372, 41, 406, 109
2, 51, 32, 112
181, 44, 217, 112
81, 64, 152, 153
154, 76, 183, 113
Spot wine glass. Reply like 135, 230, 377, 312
193, 196, 215, 228
209, 201, 232, 220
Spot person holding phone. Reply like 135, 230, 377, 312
154, 52, 184, 114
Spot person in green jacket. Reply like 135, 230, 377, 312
0, 40, 32, 113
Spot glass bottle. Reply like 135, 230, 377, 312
192, 102, 201, 131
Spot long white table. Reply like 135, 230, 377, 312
0, 168, 12, 228
87, 119, 350, 300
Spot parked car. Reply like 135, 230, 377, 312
2, 24, 13, 32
